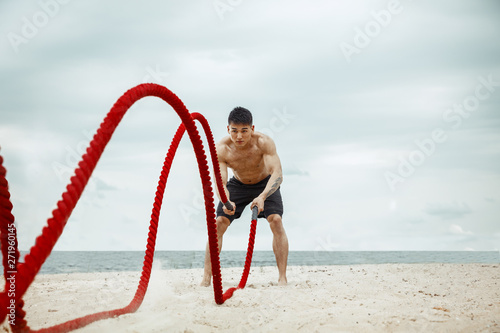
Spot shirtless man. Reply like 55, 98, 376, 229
201, 107, 289, 286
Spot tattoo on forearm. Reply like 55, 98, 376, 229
266, 176, 282, 198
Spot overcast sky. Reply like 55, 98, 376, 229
1, 1, 499, 252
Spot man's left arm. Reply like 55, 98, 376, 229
251, 139, 283, 213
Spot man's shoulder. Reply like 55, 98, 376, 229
254, 131, 276, 152
216, 136, 231, 156
217, 136, 232, 147
253, 131, 273, 143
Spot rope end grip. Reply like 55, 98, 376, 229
251, 206, 258, 221
224, 201, 234, 211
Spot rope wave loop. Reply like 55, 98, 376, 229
0, 83, 258, 332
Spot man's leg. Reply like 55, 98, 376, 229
267, 214, 288, 285
200, 216, 231, 287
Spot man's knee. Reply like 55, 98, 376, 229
267, 214, 284, 233
216, 216, 230, 236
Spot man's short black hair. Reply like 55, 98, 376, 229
228, 106, 253, 125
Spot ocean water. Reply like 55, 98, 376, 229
24, 251, 500, 275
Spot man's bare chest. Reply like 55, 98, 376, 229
226, 149, 264, 172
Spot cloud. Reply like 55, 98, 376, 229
424, 201, 473, 220
1, 1, 500, 251
283, 165, 309, 177
449, 224, 473, 235
92, 177, 118, 191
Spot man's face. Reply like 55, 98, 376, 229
228, 122, 254, 147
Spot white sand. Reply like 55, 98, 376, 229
2, 264, 499, 332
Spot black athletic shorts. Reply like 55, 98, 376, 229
216, 175, 284, 223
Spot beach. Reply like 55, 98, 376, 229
4, 264, 499, 332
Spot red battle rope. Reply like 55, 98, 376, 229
0, 84, 258, 332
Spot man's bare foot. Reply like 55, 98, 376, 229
200, 276, 211, 287
278, 277, 287, 286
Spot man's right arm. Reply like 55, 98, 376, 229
214, 143, 235, 214
216, 159, 230, 202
